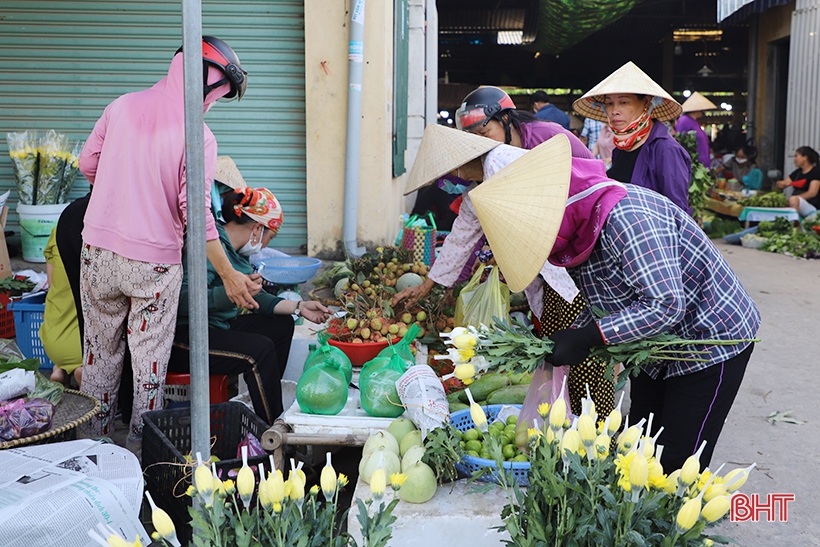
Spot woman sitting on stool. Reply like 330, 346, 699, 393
172, 158, 331, 423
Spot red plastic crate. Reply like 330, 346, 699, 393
164, 372, 229, 405
0, 291, 16, 338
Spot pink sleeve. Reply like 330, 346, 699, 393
79, 105, 112, 184
179, 132, 219, 241
428, 188, 484, 287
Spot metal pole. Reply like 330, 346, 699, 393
181, 0, 210, 461
746, 16, 759, 144
343, 0, 366, 257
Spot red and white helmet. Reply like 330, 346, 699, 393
455, 86, 516, 131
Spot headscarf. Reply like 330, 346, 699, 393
233, 187, 284, 233
549, 156, 628, 268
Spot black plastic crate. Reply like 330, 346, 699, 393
142, 402, 269, 544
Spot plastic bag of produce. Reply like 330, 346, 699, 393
396, 364, 448, 436
26, 372, 65, 405
454, 265, 510, 327
515, 364, 572, 449
304, 332, 353, 383
360, 354, 406, 418
6, 131, 40, 205
375, 323, 420, 366
0, 398, 55, 441
36, 130, 68, 205
296, 360, 349, 415
0, 368, 36, 402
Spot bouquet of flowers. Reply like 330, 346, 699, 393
88, 450, 404, 547
6, 130, 82, 205
474, 389, 755, 547
440, 318, 757, 391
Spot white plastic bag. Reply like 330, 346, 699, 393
396, 365, 449, 437
0, 368, 36, 401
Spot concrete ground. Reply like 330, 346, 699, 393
707, 242, 819, 545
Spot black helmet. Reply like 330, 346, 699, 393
178, 36, 248, 102
455, 86, 516, 131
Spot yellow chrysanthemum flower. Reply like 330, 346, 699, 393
537, 402, 550, 419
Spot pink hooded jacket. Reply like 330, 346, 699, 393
80, 53, 228, 264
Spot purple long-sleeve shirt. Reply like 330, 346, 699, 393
675, 114, 710, 167
612, 120, 692, 215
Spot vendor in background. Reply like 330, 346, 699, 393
172, 157, 331, 423
676, 92, 716, 167
592, 124, 615, 169
573, 61, 692, 214
77, 37, 259, 445
395, 125, 614, 418
42, 226, 82, 387
531, 90, 571, 130
473, 137, 760, 471
716, 142, 762, 190
776, 146, 820, 217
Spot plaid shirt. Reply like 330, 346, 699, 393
568, 185, 761, 379
581, 118, 603, 153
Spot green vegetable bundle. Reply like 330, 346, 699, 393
738, 192, 788, 208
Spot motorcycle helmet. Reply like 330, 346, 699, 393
455, 86, 516, 131
178, 36, 248, 102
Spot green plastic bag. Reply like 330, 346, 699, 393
304, 332, 353, 384
360, 353, 406, 418
295, 360, 348, 415
454, 265, 510, 327
374, 323, 420, 365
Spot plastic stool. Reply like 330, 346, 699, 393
165, 372, 229, 404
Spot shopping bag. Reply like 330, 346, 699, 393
454, 265, 510, 327
514, 364, 572, 449
401, 213, 437, 267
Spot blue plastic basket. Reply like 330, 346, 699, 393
450, 404, 530, 486
8, 292, 54, 371
257, 257, 322, 285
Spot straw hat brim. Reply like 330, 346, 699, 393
469, 134, 572, 292
404, 124, 501, 196
216, 156, 247, 190
572, 61, 682, 123
681, 92, 717, 113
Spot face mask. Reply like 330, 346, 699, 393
237, 230, 263, 257
735, 157, 747, 164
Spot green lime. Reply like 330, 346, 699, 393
463, 428, 479, 442
512, 454, 528, 463
506, 415, 519, 426
479, 452, 491, 460
466, 450, 480, 458
465, 440, 483, 453
502, 444, 516, 460
502, 433, 515, 446
504, 424, 517, 435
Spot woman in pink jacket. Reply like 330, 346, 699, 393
78, 37, 259, 446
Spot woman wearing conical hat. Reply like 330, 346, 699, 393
573, 61, 693, 214
397, 125, 614, 419
676, 92, 717, 167
470, 135, 760, 471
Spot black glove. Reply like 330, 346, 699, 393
548, 322, 604, 367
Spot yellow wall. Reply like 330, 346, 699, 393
304, 0, 406, 258
753, 1, 794, 137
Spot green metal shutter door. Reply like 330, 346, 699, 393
0, 0, 306, 251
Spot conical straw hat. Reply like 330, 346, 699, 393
681, 91, 717, 113
404, 123, 501, 196
469, 134, 572, 292
572, 61, 682, 123
216, 156, 247, 189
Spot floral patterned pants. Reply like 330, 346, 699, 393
79, 244, 182, 437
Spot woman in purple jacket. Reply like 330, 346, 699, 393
574, 62, 692, 215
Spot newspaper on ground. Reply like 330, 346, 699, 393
0, 439, 148, 546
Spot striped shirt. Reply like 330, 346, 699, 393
568, 185, 761, 379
